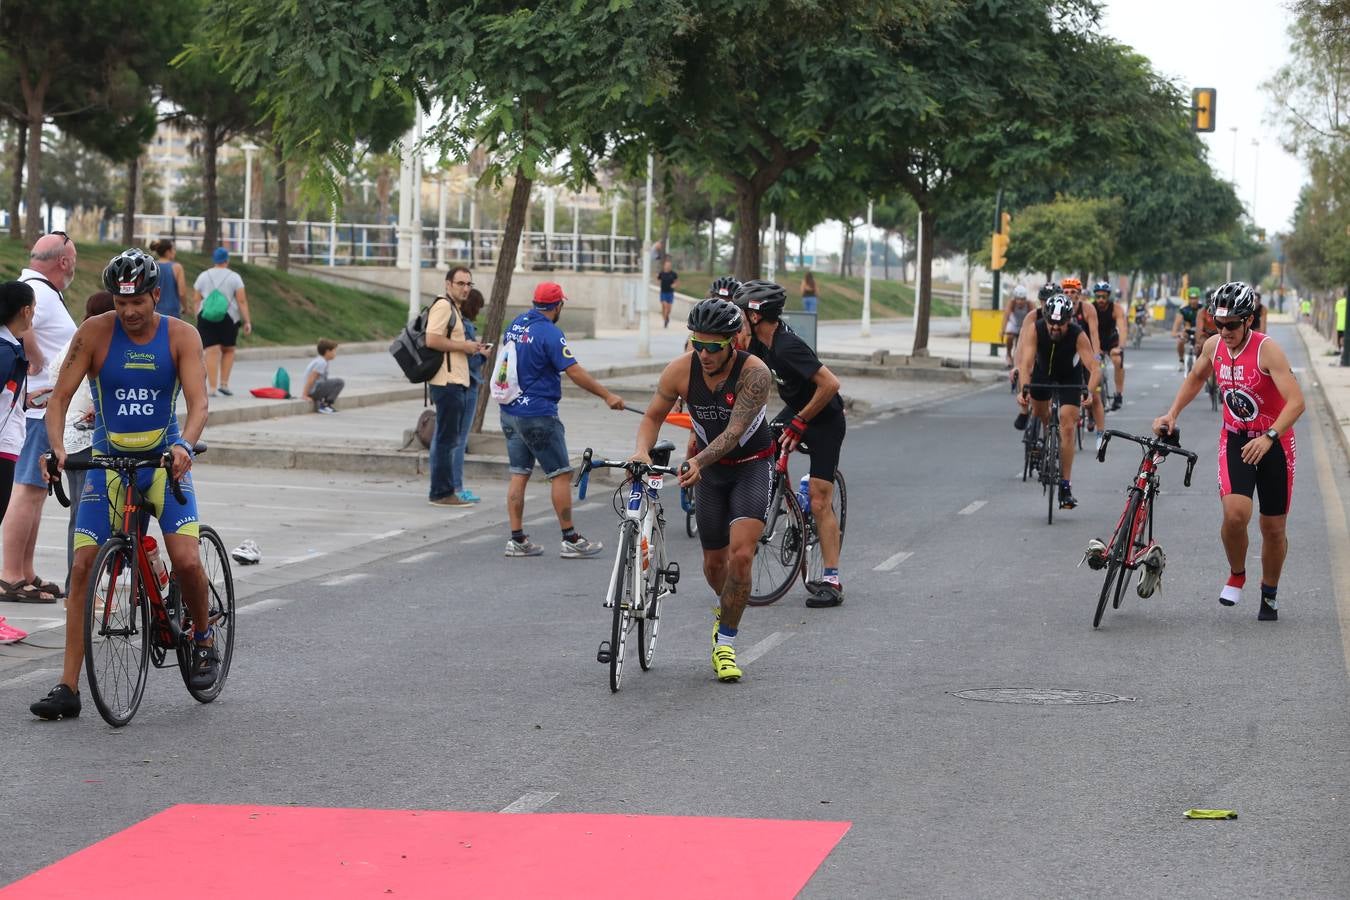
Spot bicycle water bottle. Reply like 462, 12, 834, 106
142, 536, 170, 592
797, 475, 812, 518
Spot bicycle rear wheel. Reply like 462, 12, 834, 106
177, 525, 237, 702
84, 536, 150, 727
637, 519, 665, 671
607, 523, 638, 692
803, 470, 847, 589
748, 478, 807, 606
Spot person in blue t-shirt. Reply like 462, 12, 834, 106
498, 281, 626, 559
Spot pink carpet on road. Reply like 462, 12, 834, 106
3, 803, 850, 898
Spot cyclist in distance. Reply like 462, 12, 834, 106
1172, 287, 1202, 371
1092, 281, 1127, 412
630, 298, 773, 682
1153, 282, 1305, 621
735, 280, 848, 606
1002, 285, 1033, 367
1251, 289, 1268, 333
1014, 294, 1101, 510
30, 249, 212, 720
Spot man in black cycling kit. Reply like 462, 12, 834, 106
1172, 287, 1202, 370
632, 298, 773, 683
1014, 294, 1101, 510
734, 280, 847, 607
1092, 281, 1127, 413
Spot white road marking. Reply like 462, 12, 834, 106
237, 596, 301, 615
874, 550, 914, 572
320, 573, 369, 587
274, 551, 329, 565
201, 481, 424, 499
958, 500, 987, 515
0, 667, 59, 691
399, 551, 438, 564
462, 533, 499, 545
500, 791, 559, 814
741, 630, 794, 665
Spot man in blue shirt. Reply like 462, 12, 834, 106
499, 282, 626, 558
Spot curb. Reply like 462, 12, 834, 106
1296, 324, 1350, 465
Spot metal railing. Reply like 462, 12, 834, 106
131, 214, 642, 272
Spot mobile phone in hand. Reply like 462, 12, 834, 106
480, 342, 494, 354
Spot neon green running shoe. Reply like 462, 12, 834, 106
712, 644, 742, 682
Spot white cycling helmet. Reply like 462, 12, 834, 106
1012, 285, 1028, 299
231, 539, 261, 565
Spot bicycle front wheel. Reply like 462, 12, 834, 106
84, 536, 150, 727
1044, 425, 1061, 526
637, 519, 664, 671
803, 469, 847, 589
749, 479, 807, 606
1095, 491, 1141, 628
177, 525, 237, 702
607, 523, 638, 692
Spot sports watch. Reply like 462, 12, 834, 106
1264, 428, 1279, 442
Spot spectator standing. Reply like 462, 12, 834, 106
426, 266, 488, 506
800, 270, 819, 314
149, 239, 189, 319
0, 282, 36, 642
1338, 295, 1347, 352
498, 281, 624, 558
193, 247, 252, 396
0, 233, 78, 604
657, 258, 678, 328
451, 287, 488, 503
301, 339, 345, 413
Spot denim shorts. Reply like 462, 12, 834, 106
14, 418, 50, 487
499, 411, 572, 479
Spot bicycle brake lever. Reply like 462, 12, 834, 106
43, 452, 71, 508
1184, 458, 1195, 488
1096, 433, 1110, 463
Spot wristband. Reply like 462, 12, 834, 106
172, 440, 195, 459
785, 416, 808, 439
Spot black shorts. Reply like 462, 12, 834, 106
1219, 430, 1295, 516
694, 457, 772, 551
1028, 368, 1083, 408
1101, 333, 1121, 353
198, 315, 240, 348
776, 406, 846, 481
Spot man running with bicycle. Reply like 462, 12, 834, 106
734, 280, 847, 606
631, 298, 773, 683
30, 249, 213, 720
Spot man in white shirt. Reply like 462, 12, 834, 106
0, 233, 77, 603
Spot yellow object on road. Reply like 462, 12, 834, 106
1183, 809, 1237, 820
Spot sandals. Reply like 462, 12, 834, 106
0, 578, 60, 604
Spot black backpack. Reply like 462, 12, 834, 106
390, 297, 458, 383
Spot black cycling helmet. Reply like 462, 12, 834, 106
708, 275, 742, 302
1043, 294, 1074, 324
1092, 281, 1112, 296
1038, 282, 1058, 303
1208, 281, 1257, 319
686, 297, 744, 336
102, 248, 160, 297
732, 279, 787, 318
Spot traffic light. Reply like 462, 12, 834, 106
991, 232, 1008, 270
1192, 88, 1216, 132
1271, 260, 1282, 278
1258, 229, 1267, 242
1001, 211, 1011, 238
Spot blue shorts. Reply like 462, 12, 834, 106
74, 464, 200, 551
14, 419, 51, 488
659, 292, 675, 305
500, 411, 572, 479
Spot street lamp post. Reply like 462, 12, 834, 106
1251, 138, 1260, 219
1226, 126, 1238, 282
638, 152, 654, 358
861, 201, 873, 338
241, 143, 259, 263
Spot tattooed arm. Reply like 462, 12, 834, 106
680, 359, 770, 486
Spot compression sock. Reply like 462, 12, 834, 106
562, 527, 579, 543
822, 567, 840, 586
715, 623, 738, 647
511, 529, 526, 544
1220, 570, 1245, 607
1259, 584, 1279, 621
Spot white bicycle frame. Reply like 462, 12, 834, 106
603, 472, 669, 611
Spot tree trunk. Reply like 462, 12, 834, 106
731, 187, 762, 279
376, 164, 393, 258
471, 169, 533, 434
202, 126, 220, 253
775, 225, 787, 275
708, 218, 716, 274
23, 90, 47, 242
121, 156, 139, 246
1127, 269, 1138, 306
798, 232, 806, 268
659, 204, 671, 264
9, 123, 26, 240
274, 143, 290, 272
883, 230, 891, 281
912, 206, 936, 356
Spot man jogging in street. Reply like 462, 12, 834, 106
1153, 282, 1305, 621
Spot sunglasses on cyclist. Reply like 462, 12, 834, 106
1215, 318, 1247, 331
690, 336, 733, 353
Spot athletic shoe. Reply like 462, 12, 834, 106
188, 635, 220, 690
429, 494, 471, 507
1220, 574, 1244, 606
1177, 362, 1184, 372
1080, 538, 1108, 570
316, 405, 335, 415
712, 644, 742, 682
505, 538, 544, 557
231, 539, 261, 565
457, 490, 482, 503
560, 536, 603, 559
1110, 395, 1123, 412
218, 386, 233, 397
1059, 488, 1078, 510
0, 619, 27, 644
805, 581, 844, 607
1136, 545, 1166, 598
1258, 597, 1278, 621
30, 684, 80, 720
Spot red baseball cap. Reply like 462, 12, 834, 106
533, 282, 567, 306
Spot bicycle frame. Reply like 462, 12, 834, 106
1097, 429, 1198, 571
602, 469, 667, 614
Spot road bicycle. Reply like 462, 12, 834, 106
1129, 315, 1147, 349
575, 443, 681, 692
45, 447, 235, 727
1022, 384, 1087, 525
1088, 428, 1197, 629
1182, 327, 1198, 374
749, 424, 847, 606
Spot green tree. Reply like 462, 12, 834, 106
1002, 195, 1122, 281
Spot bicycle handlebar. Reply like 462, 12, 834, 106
1095, 428, 1198, 487
42, 443, 207, 509
574, 447, 682, 501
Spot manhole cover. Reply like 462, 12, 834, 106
952, 688, 1131, 705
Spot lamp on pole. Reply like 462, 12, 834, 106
1226, 126, 1238, 282
638, 152, 654, 358
861, 201, 873, 338
407, 114, 423, 323
240, 142, 259, 263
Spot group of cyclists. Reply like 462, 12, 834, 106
1172, 285, 1268, 372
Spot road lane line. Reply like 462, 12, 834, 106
957, 500, 987, 515
0, 668, 59, 691
874, 551, 914, 572
1309, 415, 1350, 677
238, 597, 300, 615
399, 551, 438, 564
741, 631, 793, 665
463, 533, 499, 545
500, 791, 559, 814
320, 573, 369, 587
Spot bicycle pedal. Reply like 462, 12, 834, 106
597, 641, 612, 664
663, 561, 681, 585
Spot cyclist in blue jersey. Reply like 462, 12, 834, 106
30, 249, 212, 721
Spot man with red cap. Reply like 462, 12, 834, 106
495, 281, 625, 558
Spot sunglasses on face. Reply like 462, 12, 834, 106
1215, 318, 1247, 331
690, 336, 733, 353
451, 280, 473, 288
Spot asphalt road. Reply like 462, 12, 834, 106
3, 322, 1349, 898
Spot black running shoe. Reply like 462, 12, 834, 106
1110, 395, 1123, 412
30, 683, 80, 720
189, 639, 220, 690
1059, 488, 1078, 510
805, 581, 844, 608
1258, 598, 1278, 621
